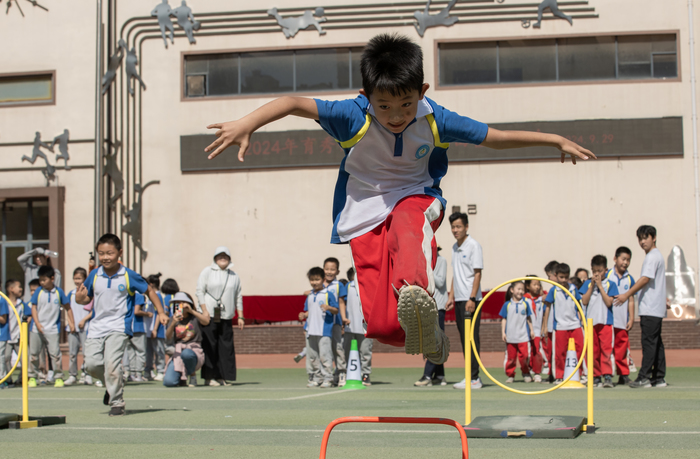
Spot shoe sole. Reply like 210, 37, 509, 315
397, 285, 438, 355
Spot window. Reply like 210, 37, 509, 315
0, 73, 54, 106
184, 47, 363, 98
438, 34, 678, 87
0, 200, 50, 289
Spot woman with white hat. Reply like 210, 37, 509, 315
195, 246, 244, 386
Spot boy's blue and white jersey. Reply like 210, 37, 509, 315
0, 298, 9, 341
85, 265, 149, 338
315, 95, 488, 244
499, 298, 532, 344
304, 288, 338, 337
29, 286, 69, 334
131, 293, 147, 333
580, 279, 619, 326
66, 288, 91, 333
0, 297, 27, 343
606, 269, 635, 329
528, 295, 546, 337
144, 292, 168, 338
345, 280, 365, 334
545, 283, 583, 331
326, 279, 347, 326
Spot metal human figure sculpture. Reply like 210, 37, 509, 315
125, 45, 147, 96
101, 39, 126, 95
414, 0, 459, 37
51, 129, 70, 170
151, 0, 175, 49
103, 140, 124, 209
531, 0, 573, 29
666, 245, 698, 320
22, 131, 56, 182
122, 180, 160, 261
267, 7, 326, 39
172, 0, 200, 44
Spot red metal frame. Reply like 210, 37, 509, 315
319, 416, 469, 459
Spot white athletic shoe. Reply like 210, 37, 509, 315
307, 380, 320, 388
94, 379, 104, 387
453, 378, 466, 390
205, 379, 221, 387
338, 373, 346, 387
505, 376, 514, 384
396, 284, 439, 356
64, 376, 77, 386
523, 375, 533, 383
471, 378, 483, 389
319, 380, 333, 388
534, 374, 542, 383
153, 373, 164, 382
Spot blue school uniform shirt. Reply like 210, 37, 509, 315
326, 280, 347, 326
606, 269, 636, 329
544, 283, 583, 331
84, 265, 149, 338
315, 95, 488, 244
304, 288, 338, 337
579, 279, 619, 326
29, 286, 69, 334
499, 298, 532, 344
0, 298, 9, 341
131, 293, 147, 333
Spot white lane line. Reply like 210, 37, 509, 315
0, 391, 355, 403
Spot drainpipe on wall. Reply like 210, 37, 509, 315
688, 1, 700, 312
94, 0, 103, 246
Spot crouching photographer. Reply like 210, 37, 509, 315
163, 292, 210, 387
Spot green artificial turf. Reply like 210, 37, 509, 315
1, 367, 699, 458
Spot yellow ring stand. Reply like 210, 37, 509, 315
469, 277, 588, 395
0, 291, 23, 386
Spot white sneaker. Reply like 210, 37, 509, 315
505, 376, 514, 384
338, 373, 346, 387
154, 373, 164, 382
307, 380, 320, 388
523, 375, 533, 383
47, 370, 54, 382
64, 376, 77, 386
94, 379, 104, 387
629, 361, 638, 373
319, 380, 333, 388
453, 378, 466, 390
471, 378, 483, 389
78, 375, 85, 384
84, 375, 93, 385
205, 379, 221, 387
396, 284, 439, 356
534, 374, 542, 383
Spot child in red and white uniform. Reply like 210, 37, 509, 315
524, 276, 545, 383
580, 255, 619, 388
500, 281, 534, 383
606, 247, 635, 385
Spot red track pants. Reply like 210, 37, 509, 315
592, 324, 614, 377
505, 342, 531, 377
542, 332, 553, 376
349, 195, 443, 347
613, 327, 630, 376
553, 328, 584, 379
530, 337, 543, 374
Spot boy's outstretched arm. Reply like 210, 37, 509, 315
480, 128, 596, 164
205, 96, 319, 161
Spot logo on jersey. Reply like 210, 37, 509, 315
520, 308, 527, 316
415, 144, 430, 159
53, 298, 59, 304
624, 285, 629, 291
118, 284, 126, 292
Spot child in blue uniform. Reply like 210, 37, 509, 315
301, 267, 338, 388
500, 281, 534, 383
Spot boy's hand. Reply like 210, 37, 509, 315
205, 119, 254, 161
320, 304, 330, 312
298, 312, 306, 322
626, 318, 634, 331
151, 329, 158, 338
541, 332, 548, 344
147, 312, 154, 318
69, 323, 76, 333
79, 318, 88, 330
445, 297, 454, 311
557, 137, 596, 165
343, 318, 351, 326
237, 317, 245, 330
501, 332, 507, 343
36, 323, 44, 334
158, 312, 170, 326
75, 284, 89, 304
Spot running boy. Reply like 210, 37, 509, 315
579, 255, 619, 388
75, 233, 168, 416
500, 281, 534, 383
301, 267, 338, 388
542, 263, 583, 383
28, 265, 75, 388
205, 34, 595, 362
606, 246, 635, 385
614, 225, 668, 388
65, 268, 92, 385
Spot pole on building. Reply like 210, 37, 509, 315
688, 0, 700, 308
94, 0, 103, 245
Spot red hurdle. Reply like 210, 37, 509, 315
319, 416, 469, 459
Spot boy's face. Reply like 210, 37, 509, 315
29, 285, 38, 295
309, 275, 324, 292
8, 281, 22, 298
614, 253, 631, 273
546, 270, 557, 281
555, 272, 570, 286
97, 242, 122, 270
323, 262, 339, 283
638, 235, 656, 253
360, 84, 430, 134
73, 273, 86, 288
450, 219, 468, 241
591, 265, 606, 281
38, 275, 54, 291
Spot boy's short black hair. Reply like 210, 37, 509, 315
347, 267, 355, 278
555, 263, 571, 276
38, 265, 55, 279
636, 225, 657, 240
569, 276, 583, 290
147, 273, 162, 289
575, 267, 589, 278
615, 246, 632, 258
307, 267, 325, 279
361, 33, 424, 97
28, 279, 40, 288
73, 267, 88, 279
5, 278, 20, 292
96, 233, 122, 251
448, 212, 468, 226
590, 255, 607, 268
323, 257, 340, 270
544, 261, 559, 274
161, 278, 180, 295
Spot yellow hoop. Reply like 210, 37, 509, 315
469, 276, 588, 395
0, 291, 24, 385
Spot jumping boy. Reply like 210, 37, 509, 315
28, 265, 75, 388
606, 246, 635, 385
75, 233, 169, 416
205, 34, 594, 362
614, 225, 667, 388
579, 255, 619, 388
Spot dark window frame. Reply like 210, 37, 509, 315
435, 31, 681, 90
0, 71, 56, 108
181, 43, 366, 101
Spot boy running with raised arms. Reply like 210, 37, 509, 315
205, 34, 595, 362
